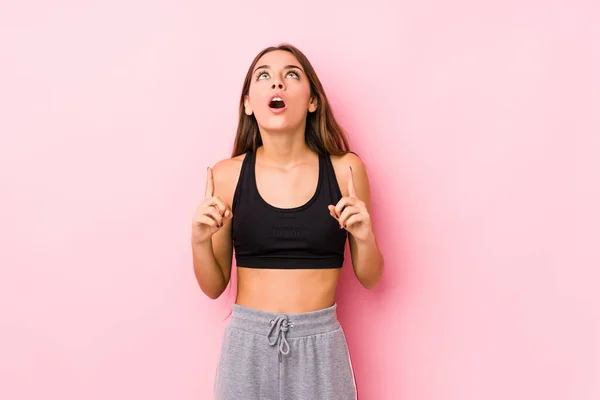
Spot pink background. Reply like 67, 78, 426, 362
1, 1, 599, 399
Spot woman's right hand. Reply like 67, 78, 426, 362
192, 167, 232, 244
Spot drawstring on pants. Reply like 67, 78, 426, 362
267, 315, 293, 362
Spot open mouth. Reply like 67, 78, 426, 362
268, 97, 286, 109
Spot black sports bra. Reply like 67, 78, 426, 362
231, 149, 347, 269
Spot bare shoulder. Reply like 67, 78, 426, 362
330, 152, 369, 198
210, 153, 248, 205
330, 152, 366, 173
211, 153, 246, 179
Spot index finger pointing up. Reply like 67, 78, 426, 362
348, 165, 356, 198
205, 167, 214, 199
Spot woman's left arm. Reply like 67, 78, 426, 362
329, 154, 384, 290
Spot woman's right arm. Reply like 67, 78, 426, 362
191, 159, 239, 299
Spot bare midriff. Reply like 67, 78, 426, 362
235, 267, 342, 313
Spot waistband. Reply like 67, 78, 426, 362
229, 303, 341, 339
229, 303, 341, 359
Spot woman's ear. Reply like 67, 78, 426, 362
308, 96, 318, 113
244, 95, 253, 116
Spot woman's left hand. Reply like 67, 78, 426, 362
328, 166, 373, 242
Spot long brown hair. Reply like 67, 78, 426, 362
231, 44, 351, 157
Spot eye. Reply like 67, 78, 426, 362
286, 70, 300, 79
257, 71, 270, 80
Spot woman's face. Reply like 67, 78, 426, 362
245, 50, 317, 133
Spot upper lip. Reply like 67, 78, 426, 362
268, 93, 287, 106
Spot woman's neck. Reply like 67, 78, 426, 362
258, 128, 313, 167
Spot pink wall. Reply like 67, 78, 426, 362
1, 1, 599, 399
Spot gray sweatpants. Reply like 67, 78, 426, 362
214, 303, 357, 400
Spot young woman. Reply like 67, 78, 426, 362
191, 43, 384, 400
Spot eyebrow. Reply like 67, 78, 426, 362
253, 64, 304, 74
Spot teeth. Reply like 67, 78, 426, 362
272, 97, 283, 101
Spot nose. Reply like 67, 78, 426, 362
271, 82, 284, 90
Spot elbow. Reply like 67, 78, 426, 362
200, 283, 226, 300
359, 257, 384, 290
206, 291, 222, 300
361, 274, 382, 290
194, 268, 228, 300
